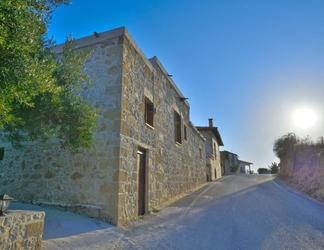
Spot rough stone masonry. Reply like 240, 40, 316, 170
0, 27, 206, 225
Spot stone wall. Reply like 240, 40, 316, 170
0, 27, 206, 226
0, 210, 44, 250
0, 31, 124, 225
116, 35, 206, 224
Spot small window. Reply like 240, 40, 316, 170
199, 148, 202, 159
184, 125, 187, 141
174, 111, 182, 144
145, 97, 154, 127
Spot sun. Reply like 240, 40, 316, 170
293, 108, 317, 129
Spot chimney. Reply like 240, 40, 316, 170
208, 118, 213, 127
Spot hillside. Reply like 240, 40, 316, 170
279, 148, 324, 203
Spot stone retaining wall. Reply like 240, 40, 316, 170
0, 210, 44, 250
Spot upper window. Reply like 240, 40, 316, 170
174, 111, 182, 144
184, 125, 187, 141
145, 97, 154, 127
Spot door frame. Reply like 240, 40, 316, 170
137, 147, 148, 215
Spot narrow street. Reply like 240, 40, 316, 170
42, 174, 324, 249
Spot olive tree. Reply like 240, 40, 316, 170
0, 0, 99, 150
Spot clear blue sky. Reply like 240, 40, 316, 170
48, 0, 324, 172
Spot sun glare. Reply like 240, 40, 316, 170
293, 108, 317, 129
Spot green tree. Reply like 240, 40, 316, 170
257, 168, 268, 174
230, 163, 239, 173
268, 162, 279, 174
273, 133, 299, 158
0, 0, 98, 150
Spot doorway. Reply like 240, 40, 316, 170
137, 148, 146, 215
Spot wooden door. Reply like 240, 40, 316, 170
137, 148, 146, 215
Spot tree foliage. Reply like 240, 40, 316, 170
257, 168, 268, 174
268, 162, 279, 174
230, 163, 240, 173
273, 133, 299, 158
247, 170, 254, 174
0, 0, 99, 150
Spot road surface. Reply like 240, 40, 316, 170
41, 174, 324, 249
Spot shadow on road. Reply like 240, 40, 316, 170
10, 202, 113, 240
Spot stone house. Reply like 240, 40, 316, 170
220, 151, 239, 175
0, 27, 206, 226
196, 119, 224, 181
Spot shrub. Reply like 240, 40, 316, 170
273, 133, 299, 158
257, 168, 268, 174
294, 136, 324, 154
230, 163, 239, 173
268, 162, 279, 174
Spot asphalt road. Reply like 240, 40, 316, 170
113, 174, 324, 249
22, 174, 324, 249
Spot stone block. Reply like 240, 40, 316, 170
30, 174, 42, 180
156, 152, 162, 164
71, 172, 84, 180
113, 146, 120, 157
100, 183, 119, 194
112, 170, 127, 182
45, 171, 54, 179
120, 122, 131, 136
1, 211, 44, 250
103, 108, 120, 120
26, 221, 44, 237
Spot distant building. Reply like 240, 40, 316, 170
196, 119, 224, 181
238, 160, 253, 174
220, 151, 239, 175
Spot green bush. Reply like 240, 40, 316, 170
257, 168, 268, 174
230, 163, 239, 173
268, 162, 279, 174
273, 133, 299, 158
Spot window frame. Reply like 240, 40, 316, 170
174, 111, 182, 144
184, 124, 187, 141
145, 97, 154, 128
